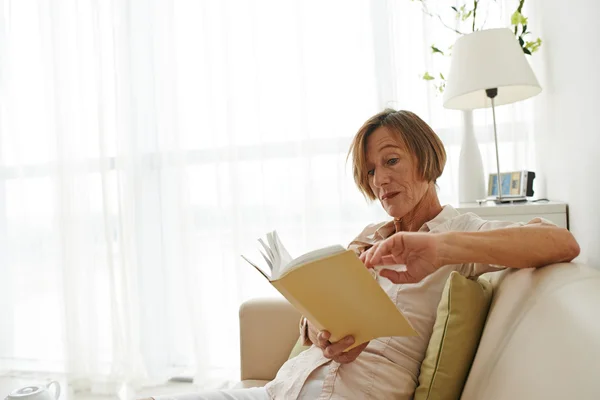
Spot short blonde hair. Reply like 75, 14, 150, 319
348, 109, 446, 201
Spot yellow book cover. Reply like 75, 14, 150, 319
242, 231, 418, 350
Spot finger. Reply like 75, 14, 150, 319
317, 330, 331, 349
369, 238, 394, 266
360, 250, 374, 268
361, 247, 372, 268
333, 341, 369, 364
379, 268, 417, 284
362, 256, 372, 269
363, 243, 380, 268
359, 251, 370, 267
323, 336, 355, 359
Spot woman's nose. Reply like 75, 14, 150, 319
373, 169, 391, 187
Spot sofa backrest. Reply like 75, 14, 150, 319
461, 262, 600, 400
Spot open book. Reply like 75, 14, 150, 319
242, 231, 417, 350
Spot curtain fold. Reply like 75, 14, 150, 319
0, 0, 537, 395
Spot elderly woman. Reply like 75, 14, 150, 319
152, 109, 579, 400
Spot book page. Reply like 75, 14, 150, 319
280, 245, 346, 277
241, 255, 271, 280
243, 231, 344, 280
271, 231, 292, 278
244, 231, 293, 280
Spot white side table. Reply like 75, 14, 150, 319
455, 201, 568, 229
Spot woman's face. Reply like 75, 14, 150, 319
365, 126, 430, 220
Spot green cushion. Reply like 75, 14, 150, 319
414, 271, 493, 400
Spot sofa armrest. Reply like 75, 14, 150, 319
239, 297, 302, 381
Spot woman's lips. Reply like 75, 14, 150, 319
381, 192, 400, 201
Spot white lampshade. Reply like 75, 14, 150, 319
443, 28, 542, 110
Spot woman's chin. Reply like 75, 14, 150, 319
382, 202, 408, 220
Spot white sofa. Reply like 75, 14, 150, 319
237, 262, 600, 399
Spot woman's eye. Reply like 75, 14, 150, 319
387, 158, 399, 166
367, 169, 375, 176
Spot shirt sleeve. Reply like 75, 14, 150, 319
450, 214, 556, 277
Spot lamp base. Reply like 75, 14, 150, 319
458, 110, 486, 202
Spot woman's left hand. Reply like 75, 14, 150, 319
311, 325, 369, 364
359, 232, 441, 284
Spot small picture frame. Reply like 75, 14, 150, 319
488, 170, 535, 198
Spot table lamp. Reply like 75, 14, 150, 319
443, 28, 542, 203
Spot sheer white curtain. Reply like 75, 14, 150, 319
0, 0, 537, 395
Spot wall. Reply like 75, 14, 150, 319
531, 0, 600, 267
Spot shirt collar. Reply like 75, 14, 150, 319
348, 205, 460, 254
421, 204, 460, 232
375, 204, 459, 237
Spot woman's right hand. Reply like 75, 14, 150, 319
359, 231, 440, 284
307, 320, 368, 364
